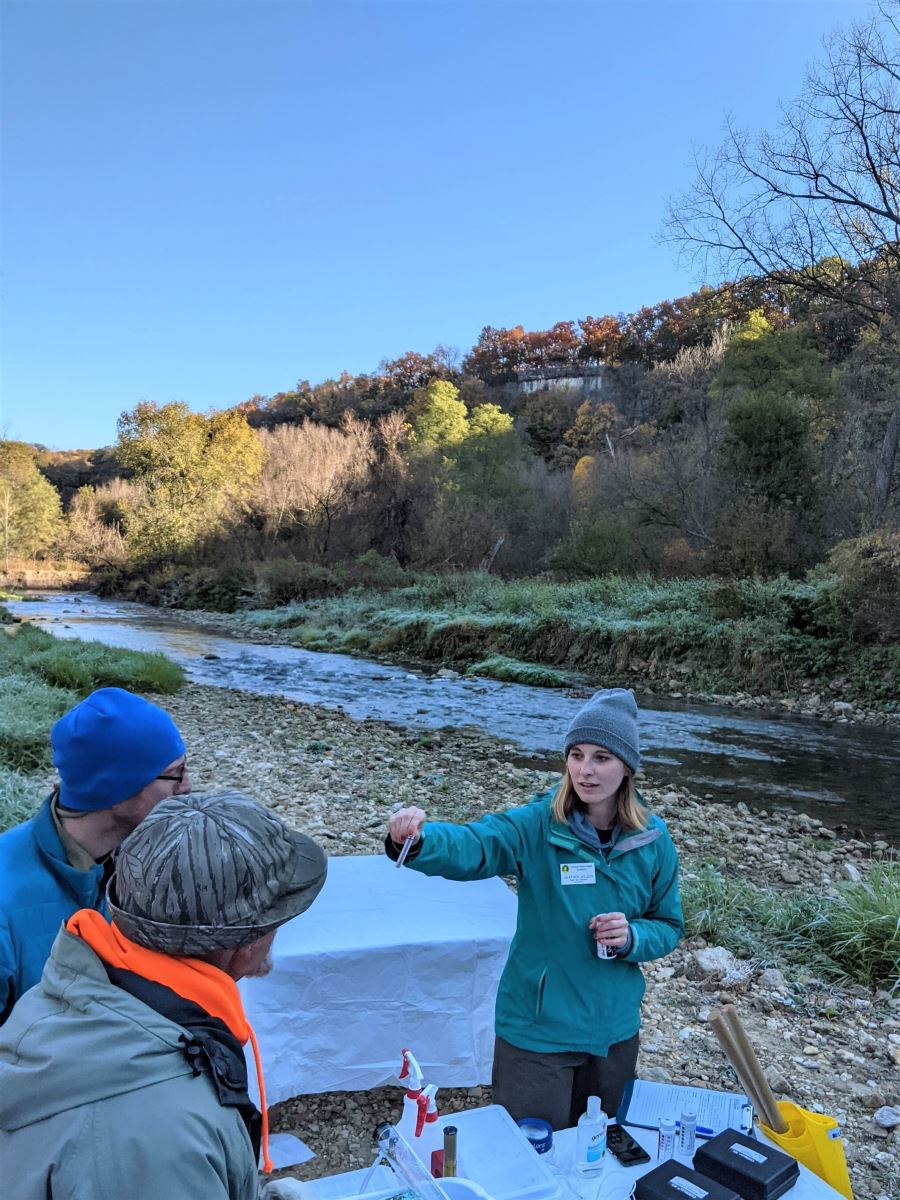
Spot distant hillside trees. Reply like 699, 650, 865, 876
0, 441, 64, 569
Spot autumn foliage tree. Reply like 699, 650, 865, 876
115, 402, 264, 560
253, 416, 375, 559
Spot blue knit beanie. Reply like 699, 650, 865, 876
51, 687, 186, 812
563, 688, 641, 773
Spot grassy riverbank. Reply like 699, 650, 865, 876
0, 610, 184, 829
119, 565, 900, 712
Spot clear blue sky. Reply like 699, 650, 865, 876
1, 0, 869, 450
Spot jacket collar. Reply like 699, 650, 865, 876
31, 797, 106, 902
50, 794, 98, 872
548, 813, 661, 864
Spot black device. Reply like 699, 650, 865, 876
694, 1128, 800, 1200
607, 1124, 652, 1167
635, 1161, 741, 1200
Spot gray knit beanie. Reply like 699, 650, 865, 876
564, 688, 641, 772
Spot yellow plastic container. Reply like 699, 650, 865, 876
760, 1100, 853, 1199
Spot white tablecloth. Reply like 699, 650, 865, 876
309, 1116, 848, 1200
240, 854, 518, 1103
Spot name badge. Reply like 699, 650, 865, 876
560, 862, 596, 885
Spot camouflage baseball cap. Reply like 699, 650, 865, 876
107, 790, 328, 955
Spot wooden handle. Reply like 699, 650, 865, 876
708, 1007, 772, 1127
721, 1006, 788, 1132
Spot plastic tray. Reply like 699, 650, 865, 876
439, 1105, 561, 1200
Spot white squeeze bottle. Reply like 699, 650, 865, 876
576, 1095, 608, 1176
397, 1048, 424, 1144
414, 1084, 443, 1175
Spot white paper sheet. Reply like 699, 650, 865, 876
618, 1080, 752, 1135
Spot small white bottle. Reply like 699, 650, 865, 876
678, 1110, 697, 1159
576, 1095, 608, 1176
657, 1114, 677, 1161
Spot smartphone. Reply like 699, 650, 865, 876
607, 1124, 652, 1167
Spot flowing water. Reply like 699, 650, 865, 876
7, 592, 899, 843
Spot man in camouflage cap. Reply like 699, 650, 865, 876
0, 791, 327, 1200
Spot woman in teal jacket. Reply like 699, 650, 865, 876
386, 688, 683, 1132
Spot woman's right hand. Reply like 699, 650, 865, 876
388, 806, 427, 845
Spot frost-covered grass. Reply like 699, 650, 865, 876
0, 624, 183, 695
238, 572, 899, 706
0, 765, 46, 832
0, 673, 77, 773
465, 655, 575, 688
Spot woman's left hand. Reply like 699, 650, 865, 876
589, 911, 630, 948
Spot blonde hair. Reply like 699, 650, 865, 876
551, 766, 647, 832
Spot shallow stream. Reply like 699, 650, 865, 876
7, 592, 898, 843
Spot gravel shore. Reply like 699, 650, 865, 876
153, 684, 897, 1199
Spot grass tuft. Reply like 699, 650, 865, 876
0, 623, 184, 831
466, 655, 572, 688
682, 862, 900, 991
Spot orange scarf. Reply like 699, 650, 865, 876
67, 909, 272, 1172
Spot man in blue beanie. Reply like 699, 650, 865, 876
0, 687, 190, 1023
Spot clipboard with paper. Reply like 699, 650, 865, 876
617, 1079, 754, 1136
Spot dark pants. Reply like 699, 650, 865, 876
491, 1033, 640, 1132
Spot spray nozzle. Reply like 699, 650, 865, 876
399, 1048, 424, 1096
413, 1085, 438, 1136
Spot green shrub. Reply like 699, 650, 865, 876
548, 515, 641, 578
354, 550, 408, 589
178, 566, 255, 613
0, 673, 77, 772
258, 559, 341, 607
814, 530, 900, 643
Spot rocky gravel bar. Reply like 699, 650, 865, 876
150, 684, 898, 1199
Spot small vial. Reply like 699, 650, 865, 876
443, 1125, 457, 1177
678, 1111, 696, 1158
657, 1114, 677, 1161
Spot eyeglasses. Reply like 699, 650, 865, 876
156, 760, 188, 784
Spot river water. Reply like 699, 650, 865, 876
7, 592, 899, 843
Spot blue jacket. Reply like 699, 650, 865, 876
406, 792, 683, 1057
0, 798, 107, 1023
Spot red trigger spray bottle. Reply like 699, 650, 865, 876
414, 1084, 443, 1176
397, 1048, 425, 1145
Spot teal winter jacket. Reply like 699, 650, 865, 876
406, 792, 683, 1056
0, 796, 107, 1023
